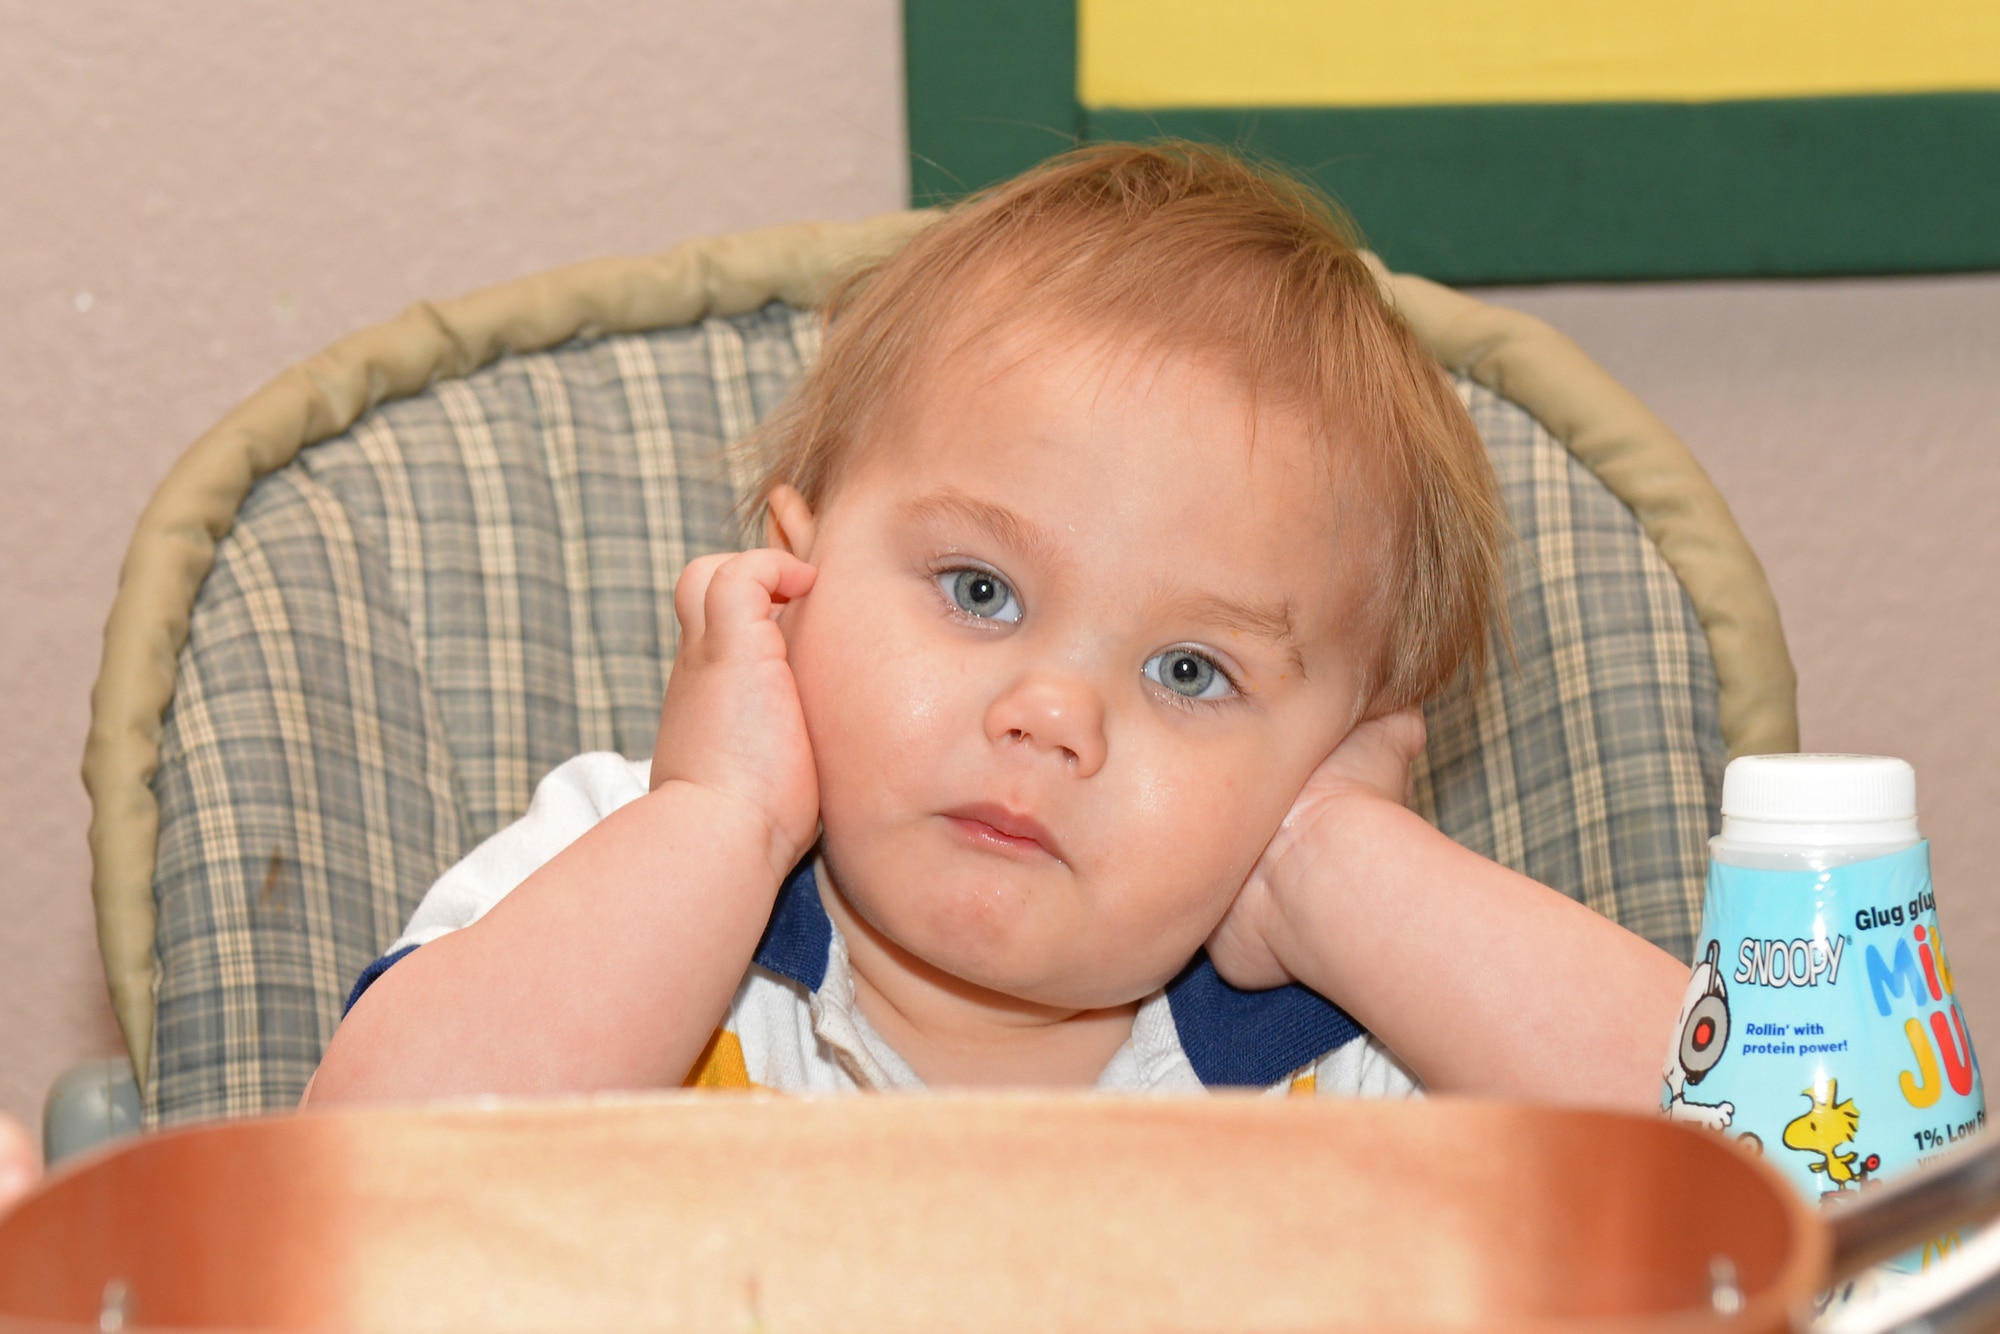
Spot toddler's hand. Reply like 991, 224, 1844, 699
1205, 708, 1427, 990
650, 549, 820, 880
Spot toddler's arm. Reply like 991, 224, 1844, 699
1208, 710, 1685, 1111
307, 550, 819, 1107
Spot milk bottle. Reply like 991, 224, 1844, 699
1664, 754, 1984, 1275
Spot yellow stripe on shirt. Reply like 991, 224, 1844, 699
684, 1028, 757, 1090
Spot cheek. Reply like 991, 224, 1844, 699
784, 582, 958, 793
1107, 736, 1298, 896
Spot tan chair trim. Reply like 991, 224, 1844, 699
86, 214, 1795, 1080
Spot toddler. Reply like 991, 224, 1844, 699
309, 144, 1684, 1107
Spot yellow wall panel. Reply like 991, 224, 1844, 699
1080, 0, 2000, 107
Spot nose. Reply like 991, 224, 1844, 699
984, 672, 1108, 778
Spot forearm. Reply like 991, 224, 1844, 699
307, 782, 782, 1107
1274, 798, 1685, 1110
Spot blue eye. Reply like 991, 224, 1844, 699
1144, 648, 1233, 700
938, 568, 1022, 623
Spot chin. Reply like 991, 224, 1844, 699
822, 822, 1218, 1009
877, 862, 1047, 967
896, 893, 1183, 1011
921, 935, 1154, 1012
831, 847, 1076, 996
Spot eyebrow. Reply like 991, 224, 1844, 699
898, 488, 1062, 568
1158, 590, 1308, 678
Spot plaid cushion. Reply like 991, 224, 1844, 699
1415, 381, 1722, 960
148, 303, 1719, 1125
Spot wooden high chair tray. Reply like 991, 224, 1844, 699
0, 1096, 1820, 1333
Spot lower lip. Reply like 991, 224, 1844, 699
943, 815, 1054, 860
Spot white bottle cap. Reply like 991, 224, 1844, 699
1719, 753, 1920, 847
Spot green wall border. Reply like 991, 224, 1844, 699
904, 0, 1080, 205
904, 1, 2000, 281
1090, 96, 2000, 284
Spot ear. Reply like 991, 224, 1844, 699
764, 483, 818, 559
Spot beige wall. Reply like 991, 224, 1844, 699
0, 0, 908, 1129
3, 2, 1997, 1135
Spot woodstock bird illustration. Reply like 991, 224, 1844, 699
1782, 1080, 1876, 1188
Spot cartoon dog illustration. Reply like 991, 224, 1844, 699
1664, 939, 1735, 1129
1782, 1080, 1878, 1188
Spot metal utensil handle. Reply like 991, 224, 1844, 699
1827, 1131, 2000, 1278
1813, 1221, 2000, 1334
1806, 1130, 2000, 1334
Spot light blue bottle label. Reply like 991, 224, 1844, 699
1663, 842, 1983, 1268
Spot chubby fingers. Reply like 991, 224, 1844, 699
1365, 706, 1427, 766
673, 549, 817, 647
1323, 705, 1428, 804
1369, 707, 1428, 806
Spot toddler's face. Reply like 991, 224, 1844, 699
775, 321, 1379, 1010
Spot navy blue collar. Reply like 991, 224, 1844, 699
753, 859, 1366, 1089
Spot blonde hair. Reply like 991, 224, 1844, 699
748, 142, 1505, 711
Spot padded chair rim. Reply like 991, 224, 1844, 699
83, 212, 1796, 1082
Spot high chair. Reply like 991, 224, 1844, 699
80, 212, 1795, 1127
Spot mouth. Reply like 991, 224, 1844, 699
940, 803, 1065, 863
